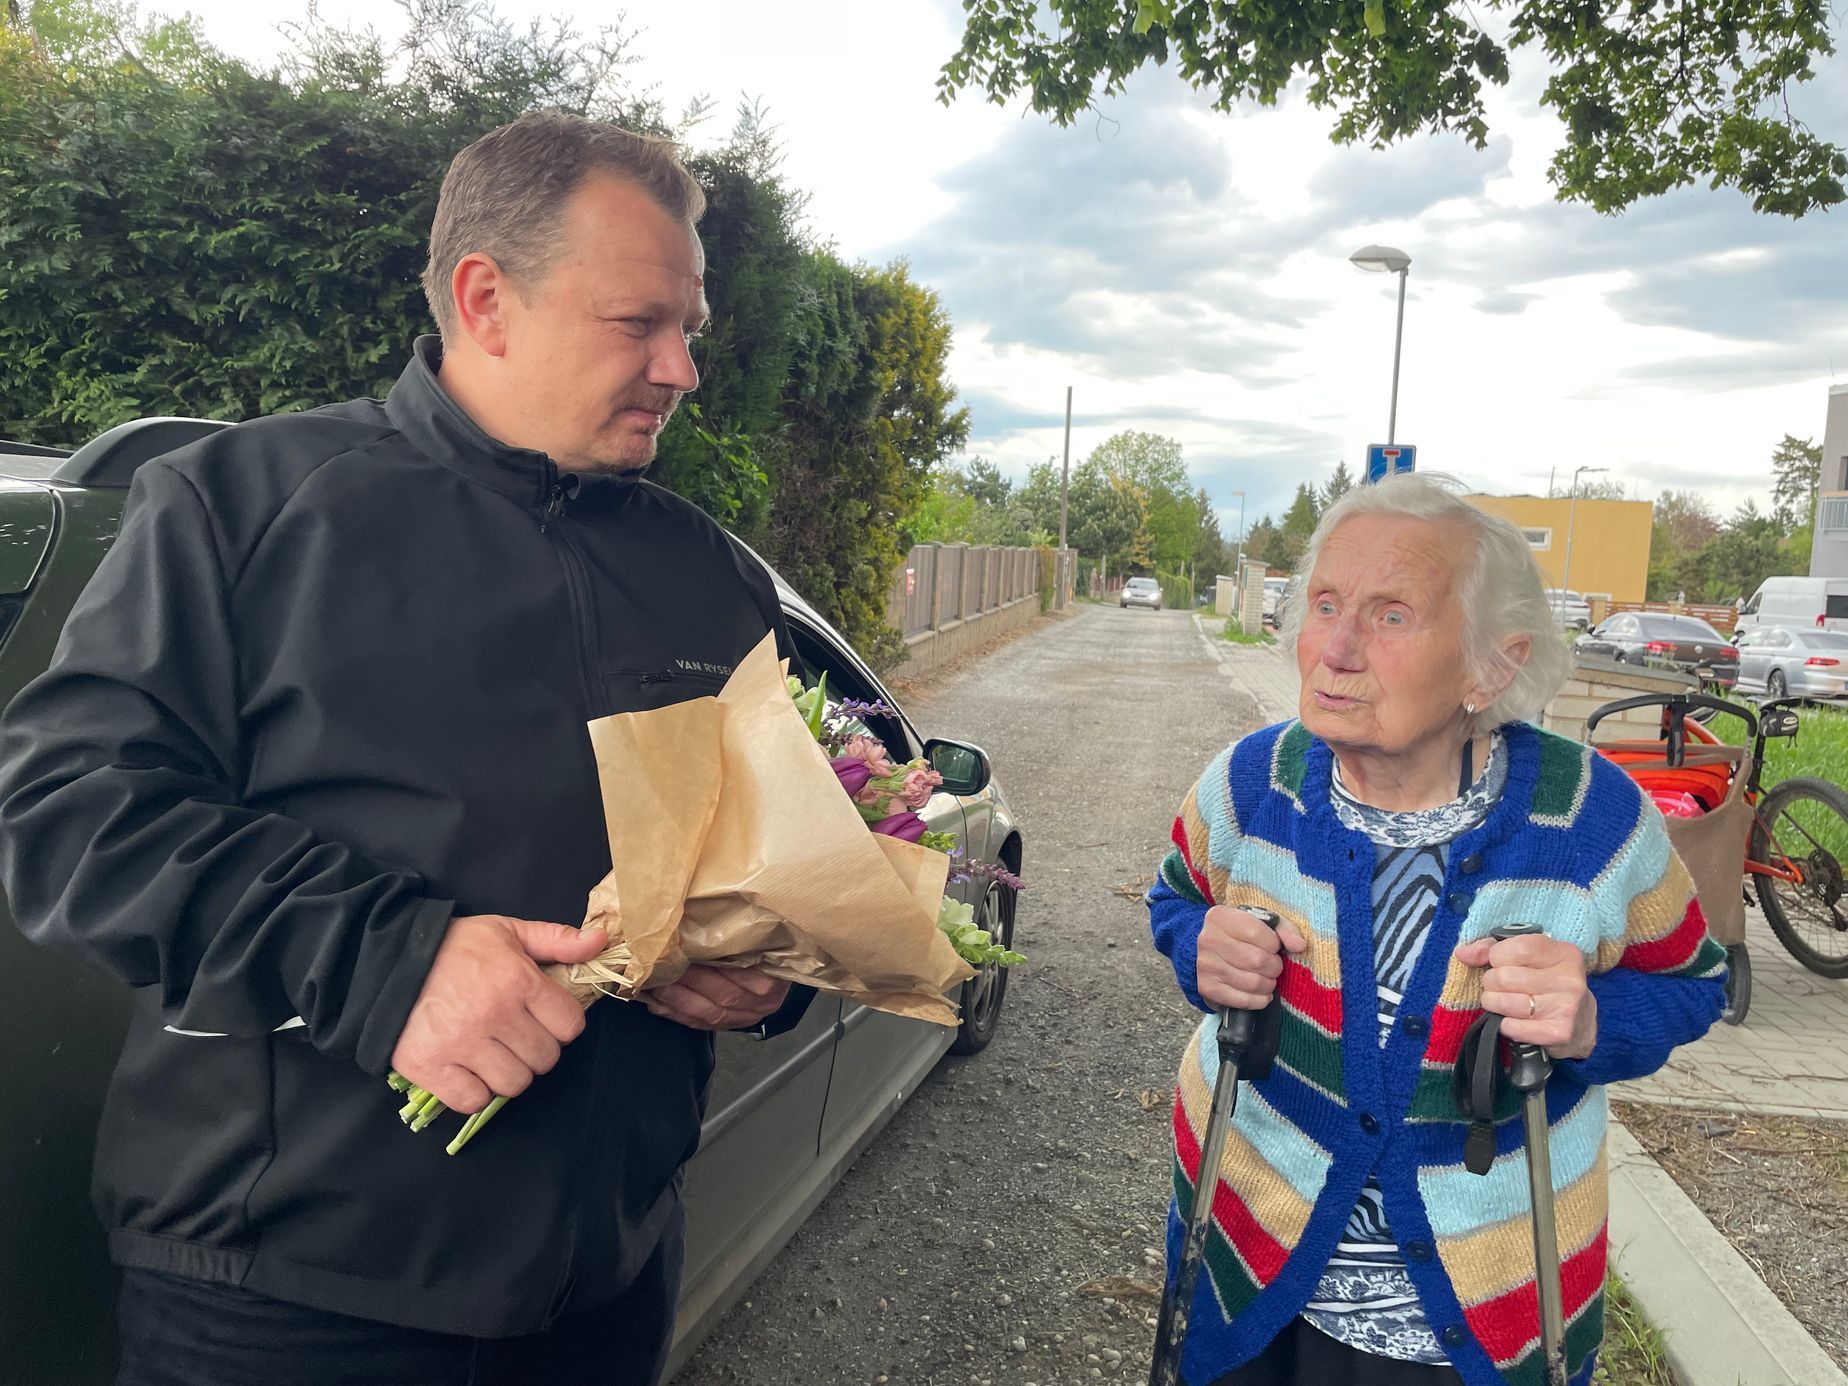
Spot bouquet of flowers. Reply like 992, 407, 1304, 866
391, 632, 1022, 1153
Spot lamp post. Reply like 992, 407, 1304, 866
1560, 465, 1607, 598
1058, 385, 1073, 552
1231, 489, 1246, 611
1349, 245, 1412, 445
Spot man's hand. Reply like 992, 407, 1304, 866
1454, 933, 1597, 1060
642, 964, 791, 1031
390, 914, 607, 1114
1196, 906, 1307, 1011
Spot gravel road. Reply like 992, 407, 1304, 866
674, 604, 1268, 1386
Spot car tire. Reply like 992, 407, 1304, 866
950, 875, 1017, 1055
1768, 669, 1787, 700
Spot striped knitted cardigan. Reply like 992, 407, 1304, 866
1148, 719, 1727, 1386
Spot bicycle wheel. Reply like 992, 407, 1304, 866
1751, 776, 1848, 977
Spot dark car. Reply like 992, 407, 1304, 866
1573, 610, 1740, 688
0, 419, 1022, 1385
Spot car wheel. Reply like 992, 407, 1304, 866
950, 875, 1016, 1055
1768, 669, 1787, 700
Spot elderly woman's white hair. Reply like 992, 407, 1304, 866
1278, 471, 1570, 736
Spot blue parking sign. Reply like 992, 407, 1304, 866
1366, 444, 1416, 483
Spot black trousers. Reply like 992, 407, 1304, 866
114, 1232, 682, 1386
1209, 1317, 1467, 1386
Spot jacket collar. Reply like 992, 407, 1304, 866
384, 336, 649, 508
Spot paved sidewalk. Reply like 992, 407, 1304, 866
1192, 618, 1848, 1121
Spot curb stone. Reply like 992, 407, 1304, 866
1606, 1119, 1845, 1386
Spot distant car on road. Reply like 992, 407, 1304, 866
1120, 576, 1162, 611
1573, 611, 1739, 688
1545, 588, 1592, 631
1262, 576, 1291, 627
1732, 625, 1848, 702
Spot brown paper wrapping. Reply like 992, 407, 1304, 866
552, 631, 976, 1026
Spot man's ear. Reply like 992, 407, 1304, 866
450, 253, 513, 358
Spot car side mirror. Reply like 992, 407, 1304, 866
924, 738, 992, 796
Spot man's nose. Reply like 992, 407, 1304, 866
652, 336, 699, 393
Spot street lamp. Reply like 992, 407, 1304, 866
1560, 465, 1608, 599
1231, 489, 1246, 611
1349, 244, 1412, 445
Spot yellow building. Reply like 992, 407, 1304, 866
1464, 494, 1654, 604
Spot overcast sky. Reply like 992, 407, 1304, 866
169, 0, 1848, 537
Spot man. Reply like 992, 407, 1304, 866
0, 112, 802, 1385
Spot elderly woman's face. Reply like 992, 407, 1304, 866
1296, 513, 1475, 759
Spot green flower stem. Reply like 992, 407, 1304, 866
408, 1091, 446, 1132
386, 1070, 414, 1094
446, 1095, 509, 1156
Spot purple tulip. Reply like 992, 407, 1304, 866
830, 756, 872, 798
869, 811, 929, 843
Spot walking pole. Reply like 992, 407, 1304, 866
1149, 910, 1283, 1386
1457, 922, 1569, 1386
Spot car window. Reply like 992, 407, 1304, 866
1801, 631, 1848, 651
786, 618, 919, 761
1637, 614, 1722, 640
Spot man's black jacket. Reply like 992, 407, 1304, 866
0, 339, 798, 1336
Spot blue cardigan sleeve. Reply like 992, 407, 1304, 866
1147, 747, 1238, 1012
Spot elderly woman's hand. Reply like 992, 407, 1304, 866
1453, 933, 1598, 1060
1197, 906, 1308, 1011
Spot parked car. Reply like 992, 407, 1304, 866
1545, 588, 1593, 631
1734, 575, 1848, 635
1731, 625, 1848, 701
1120, 575, 1162, 610
1262, 576, 1292, 626
0, 418, 1023, 1385
1573, 611, 1740, 688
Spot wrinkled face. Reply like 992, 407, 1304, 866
1296, 513, 1478, 759
499, 174, 708, 474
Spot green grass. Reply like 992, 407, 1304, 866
1704, 697, 1848, 792
1219, 616, 1276, 645
1594, 1273, 1677, 1386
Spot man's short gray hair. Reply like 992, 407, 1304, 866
422, 111, 706, 339
1278, 471, 1570, 735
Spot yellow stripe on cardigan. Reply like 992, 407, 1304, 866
1596, 854, 1697, 972
1177, 1033, 1318, 1248
1431, 1145, 1609, 1305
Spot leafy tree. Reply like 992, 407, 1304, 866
1273, 483, 1323, 573
960, 456, 1013, 510
1241, 514, 1280, 568
1646, 489, 1723, 601
1087, 430, 1195, 570
1700, 499, 1783, 604
1770, 433, 1822, 533
939, 0, 1846, 216
1323, 460, 1354, 510
1191, 486, 1230, 576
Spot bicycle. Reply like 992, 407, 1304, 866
1586, 692, 1848, 1027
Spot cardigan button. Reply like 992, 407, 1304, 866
1442, 1325, 1469, 1348
1445, 891, 1470, 914
1402, 1015, 1429, 1039
1404, 1239, 1433, 1261
1358, 1112, 1380, 1135
1460, 853, 1484, 874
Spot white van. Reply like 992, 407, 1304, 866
1734, 576, 1848, 635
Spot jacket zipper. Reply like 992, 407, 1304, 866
537, 468, 598, 714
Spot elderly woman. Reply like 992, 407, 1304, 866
1147, 473, 1726, 1386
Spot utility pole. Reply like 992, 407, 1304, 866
1058, 385, 1072, 552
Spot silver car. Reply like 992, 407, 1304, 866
1732, 625, 1848, 701
1546, 588, 1592, 632
1120, 576, 1162, 610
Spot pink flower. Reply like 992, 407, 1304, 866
830, 757, 872, 799
869, 811, 929, 843
900, 765, 942, 809
839, 734, 895, 779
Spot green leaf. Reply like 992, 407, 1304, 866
1363, 0, 1387, 38
1132, 0, 1172, 36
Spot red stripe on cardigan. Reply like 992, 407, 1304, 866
1461, 1224, 1608, 1364
1172, 1092, 1290, 1286
1614, 897, 1710, 974
1426, 1001, 1480, 1065
1278, 957, 1343, 1033
1172, 816, 1216, 903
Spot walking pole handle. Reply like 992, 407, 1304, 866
1488, 923, 1554, 1094
1217, 908, 1282, 1065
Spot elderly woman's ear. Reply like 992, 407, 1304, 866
1469, 633, 1534, 714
